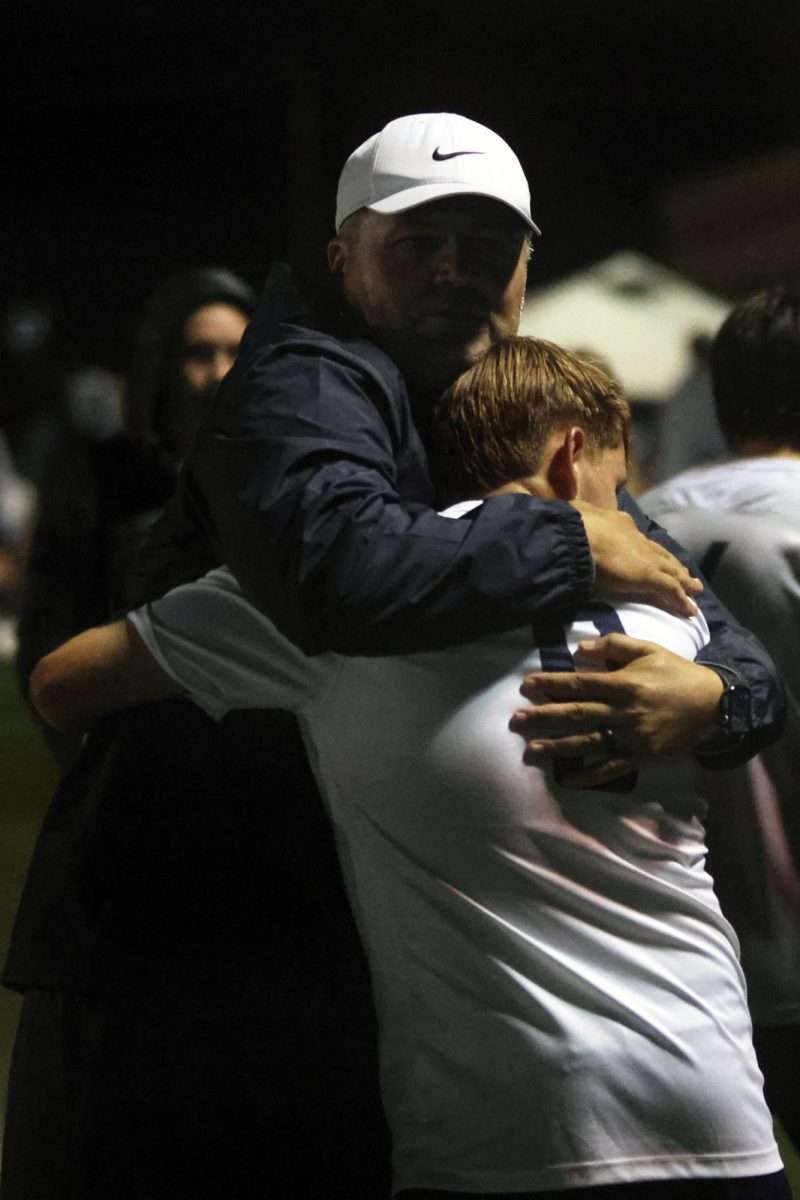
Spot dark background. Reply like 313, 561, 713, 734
4, 0, 800, 371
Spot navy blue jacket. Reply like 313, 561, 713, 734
148, 264, 783, 766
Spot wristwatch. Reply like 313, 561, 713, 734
717, 679, 753, 736
697, 663, 754, 746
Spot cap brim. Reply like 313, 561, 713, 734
367, 181, 541, 236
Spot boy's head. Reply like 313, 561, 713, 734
710, 288, 800, 454
433, 335, 630, 509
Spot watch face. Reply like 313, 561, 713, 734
721, 683, 753, 735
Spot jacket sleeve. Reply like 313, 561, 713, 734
621, 491, 786, 768
188, 337, 594, 655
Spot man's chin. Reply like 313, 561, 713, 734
409, 336, 493, 391
417, 310, 489, 338
376, 324, 496, 390
427, 314, 496, 350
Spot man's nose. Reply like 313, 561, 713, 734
431, 235, 469, 285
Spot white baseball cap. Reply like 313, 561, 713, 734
335, 112, 540, 235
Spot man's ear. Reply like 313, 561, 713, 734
546, 427, 585, 501
327, 237, 346, 276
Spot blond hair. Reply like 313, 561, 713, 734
432, 336, 630, 501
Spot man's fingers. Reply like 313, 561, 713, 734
514, 638, 723, 767
650, 540, 701, 584
574, 501, 703, 616
511, 700, 616, 733
633, 548, 702, 616
572, 633, 656, 669
518, 635, 666, 697
518, 727, 643, 788
521, 730, 614, 760
648, 568, 702, 618
556, 757, 644, 789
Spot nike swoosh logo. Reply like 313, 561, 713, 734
432, 148, 486, 161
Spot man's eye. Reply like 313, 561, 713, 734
473, 233, 520, 253
396, 236, 437, 252
470, 238, 502, 255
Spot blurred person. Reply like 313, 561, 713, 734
0, 298, 67, 485
641, 288, 800, 1148
28, 337, 789, 1200
63, 366, 125, 442
15, 267, 255, 767
123, 269, 254, 466
648, 332, 727, 486
0, 431, 35, 632
1, 114, 784, 1200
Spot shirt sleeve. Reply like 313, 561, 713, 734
128, 567, 340, 721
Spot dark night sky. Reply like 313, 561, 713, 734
4, 0, 800, 369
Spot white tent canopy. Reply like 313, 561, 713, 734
519, 252, 730, 403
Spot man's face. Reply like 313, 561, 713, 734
328, 196, 530, 392
575, 442, 628, 511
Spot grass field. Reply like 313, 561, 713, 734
1, 658, 799, 1191
779, 1128, 800, 1199
0, 659, 58, 1157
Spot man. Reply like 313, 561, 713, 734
1, 115, 783, 1198
641, 288, 800, 1149
166, 112, 778, 775
29, 337, 789, 1200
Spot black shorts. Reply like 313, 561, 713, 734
398, 1173, 793, 1200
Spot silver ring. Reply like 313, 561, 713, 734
600, 728, 619, 756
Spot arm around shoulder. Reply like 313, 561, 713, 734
29, 619, 182, 732
193, 341, 596, 654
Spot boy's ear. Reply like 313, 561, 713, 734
546, 427, 585, 501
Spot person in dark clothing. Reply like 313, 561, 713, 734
2, 114, 784, 1200
5, 271, 386, 1200
4, 266, 390, 1200
14, 267, 255, 768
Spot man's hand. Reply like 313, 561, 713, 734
574, 501, 703, 617
509, 633, 724, 787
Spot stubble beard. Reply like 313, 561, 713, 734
380, 320, 501, 394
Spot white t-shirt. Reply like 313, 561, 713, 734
642, 457, 800, 1026
130, 519, 779, 1194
